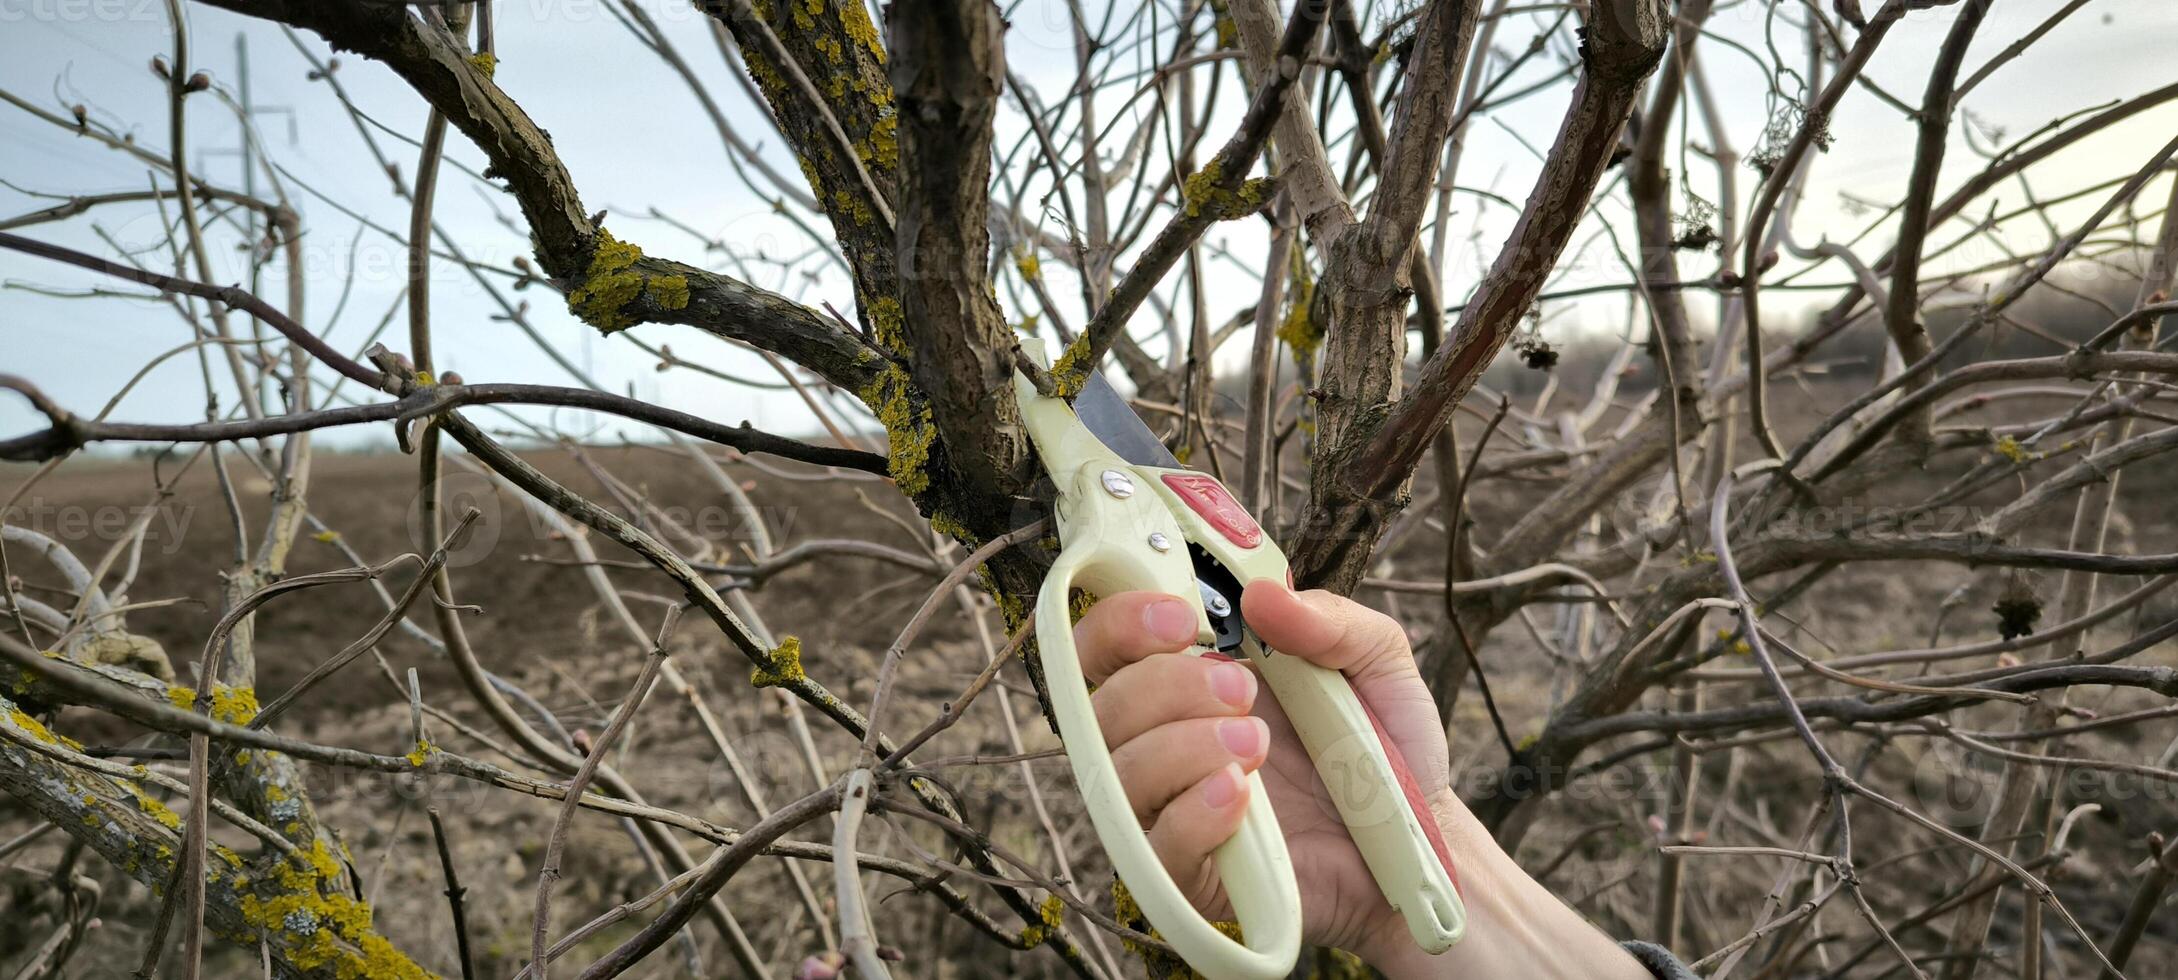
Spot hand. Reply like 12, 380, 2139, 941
1077, 581, 1651, 978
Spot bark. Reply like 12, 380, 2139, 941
888, 0, 1032, 501
1224, 0, 1358, 243
705, 0, 902, 329
1312, 0, 1483, 456
1289, 0, 1671, 592
1884, 0, 1991, 447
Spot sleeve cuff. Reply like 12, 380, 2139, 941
1622, 941, 1700, 979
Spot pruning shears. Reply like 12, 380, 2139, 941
1015, 340, 1465, 980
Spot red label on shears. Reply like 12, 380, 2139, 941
1360, 699, 1462, 897
1161, 474, 1262, 548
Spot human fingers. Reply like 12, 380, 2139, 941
1144, 763, 1252, 909
1092, 652, 1258, 748
1110, 716, 1270, 821
1072, 590, 1200, 685
1239, 580, 1413, 679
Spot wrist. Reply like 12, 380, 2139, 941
1357, 791, 1652, 980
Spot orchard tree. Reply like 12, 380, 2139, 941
3, 0, 2177, 977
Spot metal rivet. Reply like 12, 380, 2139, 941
1147, 531, 1172, 552
1100, 469, 1135, 498
1198, 581, 1232, 617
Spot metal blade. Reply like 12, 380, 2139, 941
1075, 370, 1182, 469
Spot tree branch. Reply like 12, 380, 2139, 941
1290, 0, 1670, 590
887, 0, 1031, 500
0, 373, 889, 474
195, 0, 884, 392
1072, 1, 1325, 383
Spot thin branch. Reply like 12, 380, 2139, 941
0, 372, 888, 474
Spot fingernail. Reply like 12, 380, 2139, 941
1208, 661, 1256, 708
1217, 717, 1266, 758
1142, 598, 1196, 644
1202, 763, 1243, 809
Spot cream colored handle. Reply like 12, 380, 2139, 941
1131, 468, 1466, 954
1249, 640, 1466, 952
1037, 542, 1302, 980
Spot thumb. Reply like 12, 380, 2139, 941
1240, 580, 1448, 789
1239, 580, 1412, 680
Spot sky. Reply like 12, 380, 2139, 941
2, 0, 2173, 452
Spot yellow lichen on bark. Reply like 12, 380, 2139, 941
1180, 162, 1271, 221
1049, 334, 1095, 398
6, 703, 60, 744
235, 839, 437, 979
210, 686, 259, 725
647, 274, 690, 311
565, 231, 692, 329
1110, 876, 1243, 979
857, 365, 936, 495
1018, 893, 1066, 948
926, 510, 975, 545
163, 684, 260, 724
134, 790, 183, 830
1276, 257, 1321, 361
837, 0, 885, 62
750, 635, 807, 688
863, 113, 899, 170
566, 230, 647, 330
